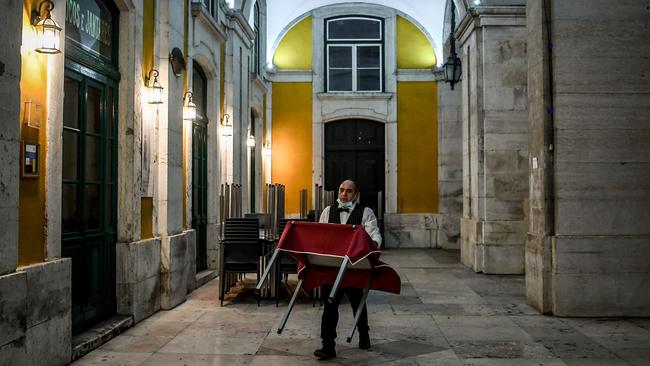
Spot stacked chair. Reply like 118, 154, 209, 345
275, 218, 311, 306
220, 217, 261, 306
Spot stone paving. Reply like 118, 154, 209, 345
73, 249, 650, 366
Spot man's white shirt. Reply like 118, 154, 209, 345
318, 204, 382, 248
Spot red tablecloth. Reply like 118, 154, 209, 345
277, 221, 401, 294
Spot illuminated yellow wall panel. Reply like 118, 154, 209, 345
397, 81, 438, 213
18, 1, 49, 265
397, 16, 437, 69
271, 83, 312, 215
273, 17, 312, 70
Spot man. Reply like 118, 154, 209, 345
314, 179, 382, 360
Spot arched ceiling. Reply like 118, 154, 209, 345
266, 0, 447, 66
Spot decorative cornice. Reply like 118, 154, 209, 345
191, 3, 228, 44
316, 92, 393, 101
268, 70, 313, 83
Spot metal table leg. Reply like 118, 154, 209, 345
257, 249, 279, 290
346, 280, 372, 343
328, 257, 349, 303
277, 277, 304, 334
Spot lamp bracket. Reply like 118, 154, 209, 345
31, 0, 55, 26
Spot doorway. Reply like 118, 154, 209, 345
62, 66, 118, 334
192, 62, 208, 272
324, 119, 385, 217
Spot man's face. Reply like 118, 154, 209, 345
338, 181, 357, 203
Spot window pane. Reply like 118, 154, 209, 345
106, 138, 113, 182
357, 46, 380, 68
86, 85, 101, 134
328, 18, 380, 40
86, 135, 101, 182
85, 185, 101, 230
329, 46, 352, 68
107, 87, 114, 136
64, 77, 80, 129
329, 69, 352, 91
62, 184, 78, 232
63, 131, 78, 180
358, 69, 381, 91
106, 185, 114, 229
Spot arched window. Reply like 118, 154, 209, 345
193, 62, 208, 122
325, 16, 383, 92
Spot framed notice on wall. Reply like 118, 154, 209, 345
21, 142, 39, 178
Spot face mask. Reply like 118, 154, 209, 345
337, 198, 354, 209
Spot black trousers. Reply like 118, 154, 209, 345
320, 285, 369, 346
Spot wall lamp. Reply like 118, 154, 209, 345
442, 0, 462, 90
262, 140, 272, 156
247, 135, 256, 148
183, 92, 197, 121
145, 69, 164, 104
31, 0, 62, 54
220, 114, 233, 136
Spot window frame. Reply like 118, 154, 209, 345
326, 44, 383, 92
324, 15, 385, 93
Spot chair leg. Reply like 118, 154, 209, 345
256, 272, 261, 307
220, 270, 226, 307
275, 265, 280, 307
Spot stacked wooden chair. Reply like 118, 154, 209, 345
220, 217, 261, 306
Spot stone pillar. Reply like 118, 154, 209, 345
0, 1, 27, 363
158, 0, 195, 309
0, 0, 21, 277
526, 0, 650, 316
437, 80, 463, 249
457, 6, 529, 274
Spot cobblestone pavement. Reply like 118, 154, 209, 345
73, 249, 650, 365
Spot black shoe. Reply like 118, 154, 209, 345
358, 332, 371, 350
314, 346, 337, 360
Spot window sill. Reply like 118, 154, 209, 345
316, 92, 393, 101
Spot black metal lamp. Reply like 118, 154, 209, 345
443, 54, 462, 89
31, 0, 62, 54
443, 0, 462, 90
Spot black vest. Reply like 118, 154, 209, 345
328, 204, 365, 225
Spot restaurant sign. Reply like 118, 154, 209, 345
65, 0, 114, 61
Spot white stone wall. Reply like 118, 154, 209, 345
458, 6, 529, 273
527, 0, 650, 316
437, 80, 463, 249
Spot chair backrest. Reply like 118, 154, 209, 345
278, 218, 310, 238
224, 217, 261, 263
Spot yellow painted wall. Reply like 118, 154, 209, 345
397, 82, 438, 213
18, 0, 49, 265
142, 0, 155, 81
141, 197, 154, 239
271, 83, 312, 215
273, 17, 312, 69
397, 16, 437, 69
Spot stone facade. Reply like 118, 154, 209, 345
457, 4, 529, 274
526, 0, 650, 316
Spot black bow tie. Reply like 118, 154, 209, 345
337, 207, 350, 213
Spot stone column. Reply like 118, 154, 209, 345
457, 6, 529, 274
526, 0, 650, 316
0, 1, 26, 363
437, 79, 463, 249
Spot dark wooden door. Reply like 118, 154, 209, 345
324, 119, 385, 216
192, 121, 208, 272
62, 66, 117, 335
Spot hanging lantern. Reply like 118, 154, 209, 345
146, 69, 164, 104
443, 55, 462, 89
220, 114, 233, 136
183, 92, 197, 121
247, 135, 256, 148
31, 0, 62, 54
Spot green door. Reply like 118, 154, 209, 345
192, 121, 208, 272
192, 62, 208, 272
62, 66, 117, 334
